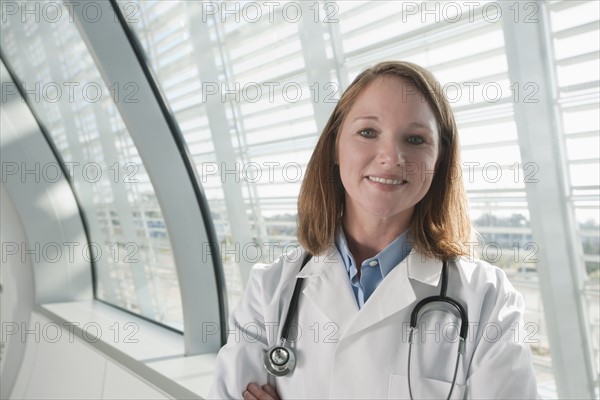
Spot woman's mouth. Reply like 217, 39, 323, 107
367, 176, 407, 185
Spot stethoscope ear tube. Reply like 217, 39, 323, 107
408, 260, 468, 400
280, 253, 312, 339
409, 260, 469, 341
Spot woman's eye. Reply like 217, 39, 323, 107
358, 129, 376, 138
407, 135, 425, 145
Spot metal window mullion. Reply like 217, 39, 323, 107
219, 24, 271, 249
553, 19, 599, 39
184, 4, 256, 286
298, 1, 336, 134
500, 1, 596, 398
327, 4, 349, 91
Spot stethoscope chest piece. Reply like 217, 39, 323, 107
264, 253, 312, 378
264, 341, 296, 376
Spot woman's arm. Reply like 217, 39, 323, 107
466, 267, 540, 399
208, 265, 273, 399
208, 254, 297, 399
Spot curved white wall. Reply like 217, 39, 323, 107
0, 182, 35, 398
0, 61, 93, 304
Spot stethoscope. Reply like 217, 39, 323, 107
264, 253, 468, 400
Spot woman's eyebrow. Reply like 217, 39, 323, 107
407, 122, 434, 133
350, 117, 435, 133
352, 115, 380, 123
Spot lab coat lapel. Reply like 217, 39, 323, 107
342, 250, 442, 339
297, 250, 359, 337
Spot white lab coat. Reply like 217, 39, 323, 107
209, 246, 539, 399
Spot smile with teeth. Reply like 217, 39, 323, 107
367, 176, 406, 185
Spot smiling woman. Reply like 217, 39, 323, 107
335, 75, 441, 266
209, 61, 539, 400
298, 62, 470, 261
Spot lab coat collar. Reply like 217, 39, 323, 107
343, 250, 444, 338
295, 251, 331, 278
297, 249, 359, 336
295, 246, 444, 340
295, 246, 443, 285
406, 249, 444, 287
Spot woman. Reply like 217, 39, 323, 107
209, 61, 539, 399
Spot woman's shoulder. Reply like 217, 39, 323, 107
245, 245, 307, 299
454, 255, 520, 299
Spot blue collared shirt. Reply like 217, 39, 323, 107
335, 227, 412, 308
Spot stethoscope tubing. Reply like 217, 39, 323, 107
409, 260, 469, 341
281, 253, 312, 340
407, 260, 467, 400
265, 254, 468, 400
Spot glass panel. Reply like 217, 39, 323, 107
122, 0, 318, 309
549, 0, 600, 392
0, 1, 183, 330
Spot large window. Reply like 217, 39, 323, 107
1, 2, 183, 330
548, 0, 600, 384
123, 0, 323, 308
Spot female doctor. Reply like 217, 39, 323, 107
208, 61, 539, 399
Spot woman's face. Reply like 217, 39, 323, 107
337, 75, 440, 229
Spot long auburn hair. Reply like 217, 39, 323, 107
297, 61, 471, 259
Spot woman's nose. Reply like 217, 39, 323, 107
377, 139, 405, 166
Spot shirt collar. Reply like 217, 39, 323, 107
334, 226, 412, 278
297, 243, 446, 287
373, 229, 411, 277
334, 226, 353, 274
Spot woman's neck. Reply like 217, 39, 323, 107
342, 211, 410, 268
